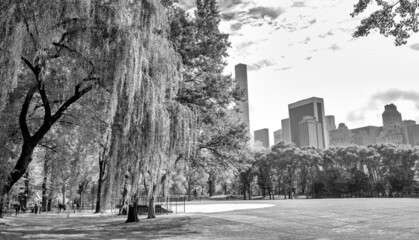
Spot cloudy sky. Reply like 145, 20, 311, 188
179, 0, 419, 144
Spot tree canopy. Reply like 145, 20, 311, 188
351, 0, 419, 45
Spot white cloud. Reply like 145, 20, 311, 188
179, 0, 419, 132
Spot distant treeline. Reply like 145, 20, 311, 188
242, 142, 419, 199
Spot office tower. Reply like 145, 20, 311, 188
406, 125, 419, 146
288, 97, 328, 148
298, 116, 324, 148
273, 129, 283, 144
377, 104, 405, 144
235, 64, 250, 133
281, 118, 291, 142
351, 126, 382, 146
382, 104, 402, 129
325, 115, 336, 131
329, 123, 352, 146
254, 128, 270, 148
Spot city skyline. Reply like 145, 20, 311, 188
178, 0, 419, 145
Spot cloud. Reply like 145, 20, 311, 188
346, 89, 419, 124
248, 6, 284, 19
248, 59, 275, 71
371, 89, 419, 109
222, 12, 237, 21
329, 43, 340, 51
235, 40, 257, 50
275, 66, 292, 71
292, 1, 306, 8
410, 43, 419, 51
230, 22, 243, 31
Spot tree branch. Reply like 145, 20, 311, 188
51, 81, 95, 124
19, 86, 37, 141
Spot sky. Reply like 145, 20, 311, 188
178, 0, 419, 144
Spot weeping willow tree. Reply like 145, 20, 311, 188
98, 2, 197, 221
0, 0, 184, 218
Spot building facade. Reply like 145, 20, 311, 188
281, 118, 291, 142
273, 129, 283, 145
376, 104, 406, 145
406, 125, 419, 146
235, 64, 250, 134
298, 116, 324, 149
288, 97, 328, 148
329, 123, 352, 146
254, 128, 270, 148
325, 115, 336, 131
351, 126, 382, 146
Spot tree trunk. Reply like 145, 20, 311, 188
47, 199, 52, 211
247, 184, 251, 200
62, 183, 66, 205
42, 175, 48, 212
119, 181, 128, 215
147, 196, 156, 219
187, 179, 192, 201
0, 191, 5, 218
80, 191, 84, 211
126, 201, 139, 223
243, 183, 246, 200
24, 171, 29, 208
95, 162, 104, 213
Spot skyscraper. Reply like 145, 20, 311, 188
298, 116, 324, 148
377, 104, 405, 144
254, 128, 270, 148
288, 97, 328, 148
325, 115, 336, 131
235, 64, 250, 134
281, 118, 291, 142
273, 129, 283, 144
382, 104, 402, 129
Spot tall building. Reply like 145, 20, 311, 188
254, 128, 270, 148
377, 104, 406, 145
382, 104, 402, 129
329, 123, 352, 146
235, 64, 250, 133
298, 116, 324, 148
351, 126, 382, 146
325, 115, 336, 131
273, 129, 283, 145
281, 118, 291, 142
288, 97, 328, 148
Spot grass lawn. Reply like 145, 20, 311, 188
1, 198, 418, 239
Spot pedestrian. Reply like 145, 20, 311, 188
14, 203, 20, 216
34, 203, 38, 214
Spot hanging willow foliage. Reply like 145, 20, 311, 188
0, 0, 197, 219
99, 0, 198, 213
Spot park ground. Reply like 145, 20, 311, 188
1, 198, 419, 239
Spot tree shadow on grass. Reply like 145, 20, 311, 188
1, 215, 201, 240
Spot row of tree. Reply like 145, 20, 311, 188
239, 142, 419, 199
0, 0, 249, 223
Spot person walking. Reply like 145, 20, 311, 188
34, 203, 39, 214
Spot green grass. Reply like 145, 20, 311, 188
1, 198, 418, 239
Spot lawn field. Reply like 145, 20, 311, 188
1, 198, 418, 239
